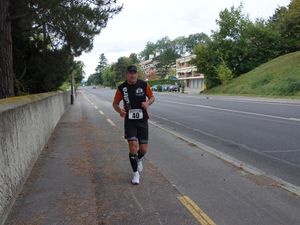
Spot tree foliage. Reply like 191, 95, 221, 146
156, 48, 180, 78
96, 53, 108, 73
0, 0, 122, 98
270, 0, 300, 53
193, 0, 300, 90
139, 33, 208, 61
192, 42, 221, 89
217, 60, 234, 84
87, 52, 142, 88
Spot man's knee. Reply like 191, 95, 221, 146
139, 144, 148, 153
128, 141, 138, 153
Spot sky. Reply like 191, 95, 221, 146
77, 0, 291, 78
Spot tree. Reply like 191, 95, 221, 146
212, 4, 252, 75
96, 53, 108, 73
25, 50, 73, 93
86, 73, 102, 86
129, 53, 139, 64
237, 20, 281, 73
73, 61, 85, 86
192, 1, 298, 90
156, 48, 180, 78
1, 0, 122, 98
210, 4, 281, 76
172, 36, 187, 56
185, 33, 209, 53
94, 53, 108, 85
102, 66, 115, 87
22, 0, 123, 57
0, 0, 15, 98
139, 34, 209, 62
279, 0, 300, 52
217, 59, 233, 84
192, 41, 221, 89
112, 53, 142, 84
139, 41, 157, 60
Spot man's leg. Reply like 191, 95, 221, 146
128, 140, 138, 172
125, 120, 138, 172
137, 120, 149, 161
128, 140, 140, 184
138, 144, 148, 159
125, 120, 140, 184
136, 120, 149, 173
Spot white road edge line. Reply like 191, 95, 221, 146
262, 149, 300, 153
106, 118, 116, 127
149, 120, 300, 197
157, 92, 300, 106
289, 118, 300, 122
161, 100, 300, 122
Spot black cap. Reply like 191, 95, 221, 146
127, 65, 137, 73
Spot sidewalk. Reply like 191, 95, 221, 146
5, 92, 198, 225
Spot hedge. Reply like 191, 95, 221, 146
147, 79, 176, 87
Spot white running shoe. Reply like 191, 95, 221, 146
137, 159, 143, 173
131, 171, 140, 185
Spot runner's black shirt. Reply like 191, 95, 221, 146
117, 80, 151, 121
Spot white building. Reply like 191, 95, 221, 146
176, 54, 205, 91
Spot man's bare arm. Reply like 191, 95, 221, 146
113, 101, 126, 117
147, 96, 155, 106
141, 96, 155, 110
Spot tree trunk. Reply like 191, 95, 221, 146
0, 0, 14, 99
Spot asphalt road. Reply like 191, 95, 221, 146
84, 86, 300, 188
76, 87, 300, 225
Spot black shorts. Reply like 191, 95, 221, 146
124, 119, 148, 144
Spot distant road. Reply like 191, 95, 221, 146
85, 87, 300, 187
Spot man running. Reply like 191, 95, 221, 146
113, 65, 155, 185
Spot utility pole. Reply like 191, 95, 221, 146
70, 71, 74, 104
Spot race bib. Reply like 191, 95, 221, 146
128, 109, 143, 120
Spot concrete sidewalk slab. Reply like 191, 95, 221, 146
5, 92, 198, 225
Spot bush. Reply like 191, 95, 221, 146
157, 85, 162, 92
217, 61, 234, 84
276, 78, 300, 96
147, 79, 176, 87
116, 80, 124, 88
250, 74, 272, 89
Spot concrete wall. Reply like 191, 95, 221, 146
0, 91, 70, 224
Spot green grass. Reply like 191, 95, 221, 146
206, 51, 300, 98
59, 82, 71, 91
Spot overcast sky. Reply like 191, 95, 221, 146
77, 0, 291, 78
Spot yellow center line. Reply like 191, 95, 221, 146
178, 196, 216, 225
